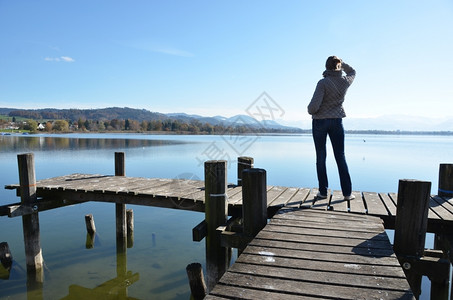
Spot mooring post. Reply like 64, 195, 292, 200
186, 262, 207, 300
115, 152, 127, 252
204, 160, 228, 292
85, 214, 96, 235
239, 168, 267, 254
393, 179, 431, 298
18, 153, 44, 283
84, 214, 96, 249
438, 164, 453, 198
237, 156, 254, 186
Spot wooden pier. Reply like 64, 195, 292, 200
2, 153, 453, 299
3, 173, 453, 234
207, 208, 414, 299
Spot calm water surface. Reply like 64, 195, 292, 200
1, 133, 451, 299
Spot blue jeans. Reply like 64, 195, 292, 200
312, 118, 352, 196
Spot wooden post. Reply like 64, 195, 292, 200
186, 262, 207, 300
115, 152, 127, 252
204, 160, 228, 292
240, 168, 267, 254
85, 214, 96, 235
114, 152, 128, 298
237, 156, 254, 186
126, 209, 134, 248
18, 153, 44, 283
438, 164, 453, 197
393, 179, 431, 298
85, 214, 96, 249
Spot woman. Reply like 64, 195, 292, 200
307, 56, 356, 200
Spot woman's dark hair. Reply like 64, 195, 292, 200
325, 56, 342, 71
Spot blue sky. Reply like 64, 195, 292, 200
1, 0, 452, 126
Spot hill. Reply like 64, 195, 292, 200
0, 107, 303, 133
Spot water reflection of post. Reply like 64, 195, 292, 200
0, 242, 13, 280
116, 244, 127, 298
17, 153, 44, 299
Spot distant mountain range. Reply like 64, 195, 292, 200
0, 107, 303, 133
2, 107, 452, 132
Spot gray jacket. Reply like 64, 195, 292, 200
307, 63, 356, 119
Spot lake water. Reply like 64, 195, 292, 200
0, 133, 451, 299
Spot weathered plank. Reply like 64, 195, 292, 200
242, 246, 402, 269
285, 188, 309, 208
208, 284, 318, 300
349, 191, 366, 214
229, 261, 410, 291
328, 190, 348, 212
210, 271, 411, 299
207, 208, 414, 299
267, 187, 298, 208
430, 196, 453, 220
299, 188, 317, 209
363, 192, 387, 216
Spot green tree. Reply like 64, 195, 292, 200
53, 120, 69, 132
25, 120, 38, 133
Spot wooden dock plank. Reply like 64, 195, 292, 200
247, 237, 396, 259
328, 190, 348, 212
349, 191, 366, 214
285, 188, 309, 208
229, 261, 409, 291
299, 188, 317, 209
267, 187, 298, 208
242, 245, 401, 269
362, 192, 385, 216
207, 208, 414, 300
265, 186, 287, 206
438, 195, 453, 210
225, 186, 243, 205
305, 188, 330, 210
429, 196, 453, 220
208, 272, 413, 300
276, 208, 383, 227
207, 284, 318, 300
386, 193, 399, 215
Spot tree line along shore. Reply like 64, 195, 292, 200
0, 115, 303, 134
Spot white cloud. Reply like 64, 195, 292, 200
61, 56, 75, 62
44, 56, 75, 62
151, 47, 193, 57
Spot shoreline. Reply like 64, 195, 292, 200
2, 130, 453, 136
